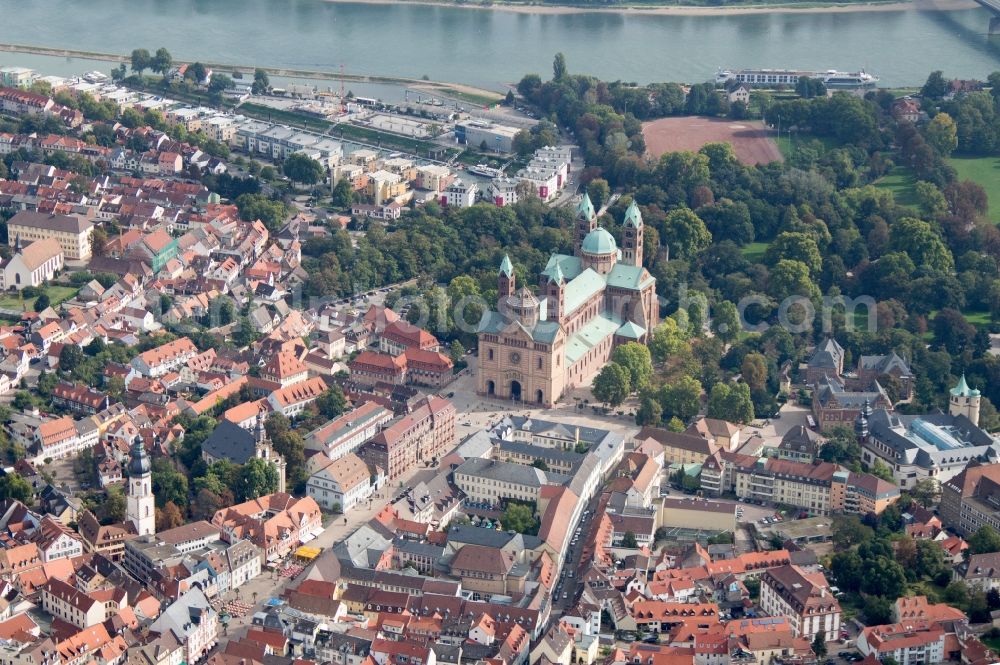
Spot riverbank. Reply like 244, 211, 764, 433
0, 43, 506, 100
322, 0, 977, 14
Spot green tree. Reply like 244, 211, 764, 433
33, 292, 50, 312
969, 525, 1000, 555
768, 259, 819, 301
99, 486, 127, 524
59, 344, 84, 373
236, 194, 291, 231
864, 596, 894, 625
152, 47, 172, 75
665, 416, 685, 432
449, 340, 465, 364
870, 458, 895, 482
0, 472, 32, 503
831, 515, 874, 548
811, 631, 826, 659
926, 112, 958, 156
765, 231, 822, 275
331, 178, 353, 208
502, 502, 537, 534
553, 52, 568, 81
185, 62, 208, 84
237, 457, 279, 502
621, 531, 639, 548
587, 178, 610, 211
532, 458, 550, 471
661, 208, 711, 260
648, 317, 690, 364
252, 68, 270, 95
130, 48, 151, 74
890, 217, 953, 273
741, 352, 768, 392
611, 342, 653, 391
712, 300, 740, 343
592, 362, 631, 407
152, 464, 189, 508
208, 74, 234, 95
705, 382, 754, 424
636, 395, 662, 427
921, 71, 949, 99
282, 153, 325, 187
316, 386, 347, 419
657, 375, 703, 422
910, 478, 941, 508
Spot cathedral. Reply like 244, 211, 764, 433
477, 194, 658, 407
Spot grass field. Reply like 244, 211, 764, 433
948, 155, 1000, 224
741, 242, 769, 263
874, 166, 919, 208
0, 285, 78, 312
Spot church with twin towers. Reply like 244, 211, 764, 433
477, 193, 658, 407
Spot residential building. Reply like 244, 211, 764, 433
703, 453, 899, 516
361, 395, 455, 479
954, 552, 1000, 591
307, 453, 379, 512
6, 211, 94, 260
477, 196, 657, 407
442, 178, 478, 208
131, 337, 198, 377
488, 177, 519, 207
32, 515, 84, 562
635, 426, 718, 466
303, 401, 394, 464
857, 621, 945, 665
212, 493, 322, 562
149, 588, 218, 664
940, 462, 1000, 536
0, 237, 63, 290
40, 578, 120, 629
759, 565, 841, 640
266, 376, 328, 417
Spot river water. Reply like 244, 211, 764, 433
0, 0, 998, 88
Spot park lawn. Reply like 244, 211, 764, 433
874, 166, 919, 208
948, 155, 1000, 223
741, 241, 769, 263
775, 132, 840, 160
435, 87, 503, 107
0, 285, 78, 312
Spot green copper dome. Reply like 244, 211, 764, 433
951, 374, 981, 398
581, 227, 617, 255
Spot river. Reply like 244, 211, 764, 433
0, 0, 998, 88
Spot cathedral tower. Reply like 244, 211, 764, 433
545, 264, 566, 325
574, 193, 597, 256
622, 200, 644, 267
498, 254, 515, 307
